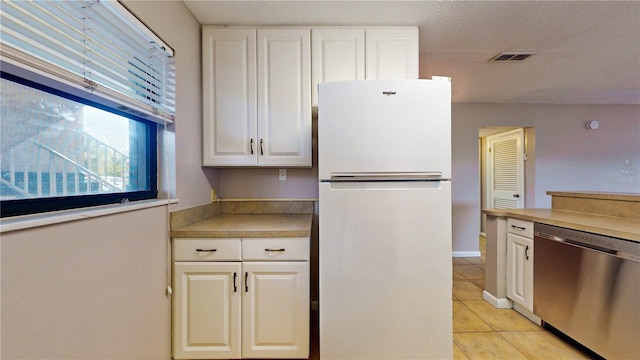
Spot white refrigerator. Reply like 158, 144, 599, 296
318, 79, 452, 359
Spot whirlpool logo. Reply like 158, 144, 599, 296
382, 91, 396, 96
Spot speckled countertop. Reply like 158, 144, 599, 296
170, 200, 314, 238
171, 213, 313, 238
482, 208, 640, 242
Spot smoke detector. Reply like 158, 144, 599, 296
489, 51, 536, 62
585, 120, 600, 131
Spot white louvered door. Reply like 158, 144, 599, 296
488, 129, 524, 209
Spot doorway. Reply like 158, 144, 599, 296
479, 127, 535, 235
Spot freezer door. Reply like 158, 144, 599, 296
319, 181, 452, 359
318, 79, 451, 180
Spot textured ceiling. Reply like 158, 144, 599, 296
182, 0, 640, 104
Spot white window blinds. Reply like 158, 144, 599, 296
493, 138, 518, 192
0, 0, 175, 123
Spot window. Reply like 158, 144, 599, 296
0, 0, 173, 217
0, 73, 157, 217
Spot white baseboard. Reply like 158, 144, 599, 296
513, 302, 542, 326
452, 251, 482, 257
482, 290, 513, 309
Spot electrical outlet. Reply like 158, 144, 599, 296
279, 169, 287, 181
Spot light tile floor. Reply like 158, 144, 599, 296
453, 241, 592, 360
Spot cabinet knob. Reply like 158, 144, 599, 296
195, 248, 217, 252
513, 194, 520, 198
250, 139, 254, 155
260, 139, 264, 155
265, 248, 286, 252
525, 245, 530, 260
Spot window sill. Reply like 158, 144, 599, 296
0, 198, 178, 233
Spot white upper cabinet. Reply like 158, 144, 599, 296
365, 27, 419, 80
257, 29, 312, 167
203, 26, 419, 165
202, 28, 257, 166
202, 27, 312, 167
311, 27, 419, 106
311, 28, 365, 106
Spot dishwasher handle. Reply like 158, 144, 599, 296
535, 231, 640, 262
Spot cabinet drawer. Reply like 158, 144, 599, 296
507, 218, 534, 239
173, 238, 242, 261
242, 237, 310, 261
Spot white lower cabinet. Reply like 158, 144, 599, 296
506, 219, 534, 311
172, 237, 309, 359
173, 262, 242, 359
242, 262, 309, 358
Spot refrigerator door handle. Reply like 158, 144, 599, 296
329, 172, 443, 182
329, 181, 443, 190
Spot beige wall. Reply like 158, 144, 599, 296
1, 206, 170, 359
452, 103, 640, 252
123, 0, 220, 211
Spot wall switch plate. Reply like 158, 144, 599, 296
279, 169, 287, 181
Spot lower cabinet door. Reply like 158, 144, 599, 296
173, 262, 242, 359
242, 262, 310, 359
506, 233, 534, 311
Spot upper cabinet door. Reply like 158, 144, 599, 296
365, 27, 419, 80
311, 28, 365, 106
202, 28, 258, 166
257, 29, 312, 167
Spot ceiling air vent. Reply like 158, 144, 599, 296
489, 51, 535, 62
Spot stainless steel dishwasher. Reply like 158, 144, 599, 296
534, 223, 640, 360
